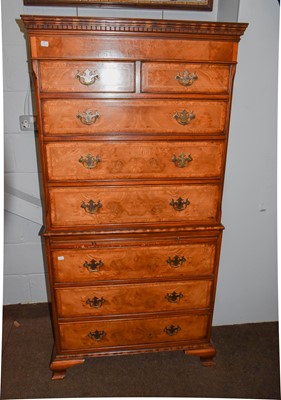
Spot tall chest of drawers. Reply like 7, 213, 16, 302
22, 15, 247, 380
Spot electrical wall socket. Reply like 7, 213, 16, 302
19, 115, 37, 131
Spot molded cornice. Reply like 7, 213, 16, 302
21, 15, 248, 40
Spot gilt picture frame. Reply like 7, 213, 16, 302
23, 0, 213, 11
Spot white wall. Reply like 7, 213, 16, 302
217, 0, 239, 22
213, 0, 279, 325
2, 0, 278, 326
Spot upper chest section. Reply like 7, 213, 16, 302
22, 16, 247, 63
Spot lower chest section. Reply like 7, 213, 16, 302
48, 231, 222, 354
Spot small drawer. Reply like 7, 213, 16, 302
56, 280, 213, 318
42, 99, 227, 136
58, 313, 210, 351
142, 63, 230, 94
45, 140, 225, 182
51, 239, 218, 283
48, 184, 221, 228
39, 61, 135, 93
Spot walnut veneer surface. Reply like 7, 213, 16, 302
21, 15, 247, 380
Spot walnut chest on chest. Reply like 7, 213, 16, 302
21, 15, 247, 380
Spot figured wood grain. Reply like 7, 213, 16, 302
55, 280, 213, 318
48, 184, 221, 227
51, 240, 217, 283
141, 63, 230, 94
30, 36, 237, 62
39, 61, 135, 93
21, 15, 247, 376
42, 99, 227, 136
58, 313, 210, 350
45, 141, 225, 181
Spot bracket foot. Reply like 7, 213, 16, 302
184, 343, 216, 367
50, 358, 85, 380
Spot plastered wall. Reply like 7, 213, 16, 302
213, 0, 278, 325
2, 0, 278, 326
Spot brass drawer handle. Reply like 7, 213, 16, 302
167, 255, 186, 268
81, 199, 102, 214
172, 153, 193, 168
79, 154, 101, 169
175, 70, 198, 87
164, 324, 181, 336
83, 259, 104, 272
170, 197, 190, 211
77, 109, 100, 125
86, 296, 105, 308
76, 68, 99, 86
165, 291, 184, 303
88, 330, 106, 341
173, 109, 195, 126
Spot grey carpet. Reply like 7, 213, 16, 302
1, 303, 280, 399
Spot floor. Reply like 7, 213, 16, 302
1, 303, 280, 399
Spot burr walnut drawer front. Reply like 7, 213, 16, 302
55, 280, 213, 318
42, 99, 227, 136
51, 240, 217, 283
58, 313, 210, 351
141, 63, 230, 94
45, 141, 225, 182
48, 184, 221, 227
39, 61, 135, 93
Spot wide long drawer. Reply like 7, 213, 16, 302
31, 35, 237, 62
56, 280, 212, 318
48, 184, 221, 227
58, 313, 210, 351
51, 239, 218, 283
141, 62, 230, 94
39, 61, 135, 93
45, 140, 225, 181
42, 99, 227, 136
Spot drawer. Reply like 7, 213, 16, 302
31, 36, 237, 62
42, 99, 227, 136
48, 184, 221, 227
58, 313, 210, 351
45, 141, 225, 181
39, 61, 135, 93
56, 280, 213, 318
141, 63, 230, 94
51, 239, 218, 283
